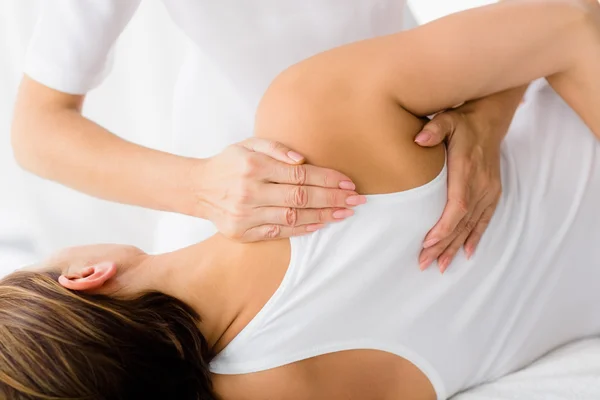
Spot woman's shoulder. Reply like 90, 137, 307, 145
254, 52, 445, 196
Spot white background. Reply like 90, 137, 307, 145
0, 0, 494, 274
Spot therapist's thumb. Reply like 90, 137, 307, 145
415, 113, 455, 147
239, 137, 306, 165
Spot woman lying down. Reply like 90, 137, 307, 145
2, 1, 600, 399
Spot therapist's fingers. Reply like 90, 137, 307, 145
258, 183, 366, 209
464, 202, 498, 259
267, 162, 357, 190
419, 232, 455, 271
241, 223, 326, 242
436, 199, 488, 273
252, 207, 354, 227
418, 205, 476, 272
418, 205, 474, 272
239, 137, 307, 164
414, 112, 455, 147
422, 160, 471, 249
239, 139, 357, 190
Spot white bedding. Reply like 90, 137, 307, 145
453, 337, 600, 399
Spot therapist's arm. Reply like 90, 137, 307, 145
412, 0, 529, 270
11, 78, 195, 216
11, 77, 361, 242
415, 85, 528, 270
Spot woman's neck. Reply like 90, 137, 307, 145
137, 235, 291, 354
140, 235, 251, 351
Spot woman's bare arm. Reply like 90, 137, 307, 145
387, 0, 600, 135
254, 0, 599, 195
400, 1, 598, 135
279, 0, 600, 137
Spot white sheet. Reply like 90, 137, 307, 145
453, 337, 600, 399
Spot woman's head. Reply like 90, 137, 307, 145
0, 245, 216, 400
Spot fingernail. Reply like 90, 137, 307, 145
465, 246, 474, 260
415, 131, 433, 145
287, 151, 304, 163
419, 257, 431, 271
306, 224, 325, 232
346, 195, 367, 206
339, 180, 356, 190
423, 238, 440, 249
333, 209, 354, 219
439, 257, 450, 274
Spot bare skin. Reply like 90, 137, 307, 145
30, 1, 600, 399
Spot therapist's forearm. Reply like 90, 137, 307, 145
455, 85, 529, 143
12, 82, 199, 217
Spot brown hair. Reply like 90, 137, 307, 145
0, 271, 216, 400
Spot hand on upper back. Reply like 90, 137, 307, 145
414, 109, 504, 273
192, 137, 365, 242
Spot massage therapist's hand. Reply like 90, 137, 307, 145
193, 138, 364, 242
414, 107, 504, 273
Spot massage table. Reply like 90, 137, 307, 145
454, 337, 600, 399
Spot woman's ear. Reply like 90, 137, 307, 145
58, 261, 117, 291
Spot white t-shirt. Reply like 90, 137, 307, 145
25, 0, 408, 252
211, 82, 600, 399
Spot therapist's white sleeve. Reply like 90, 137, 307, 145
24, 0, 142, 95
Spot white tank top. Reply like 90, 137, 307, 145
210, 82, 600, 398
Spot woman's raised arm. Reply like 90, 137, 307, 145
390, 0, 600, 136
281, 0, 600, 138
